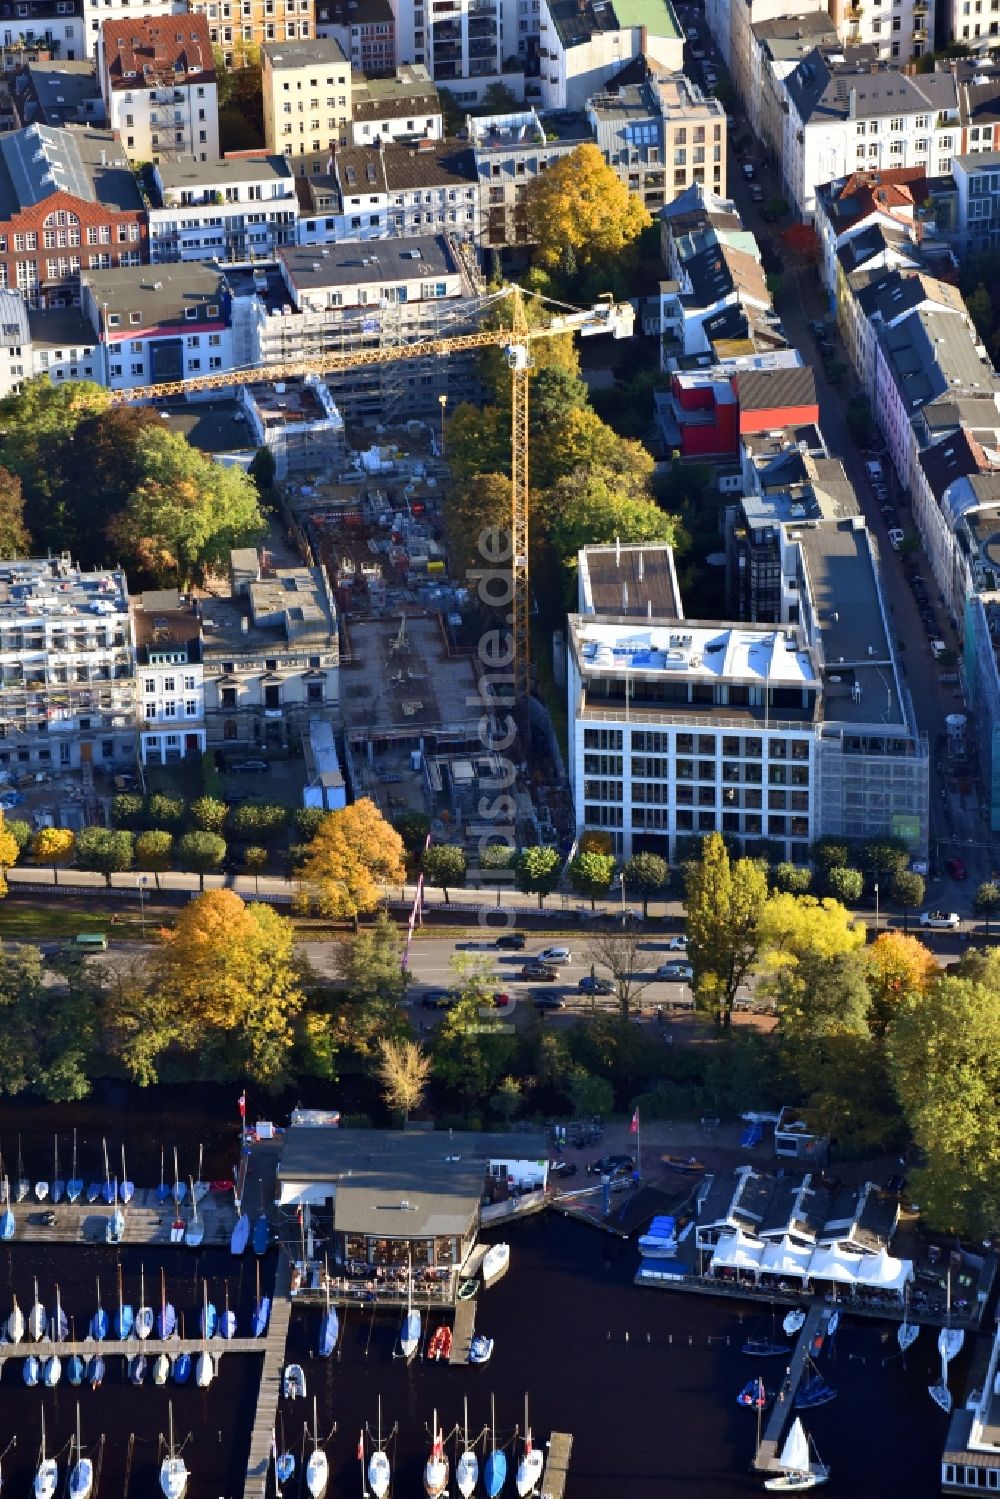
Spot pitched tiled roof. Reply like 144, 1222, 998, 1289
919, 427, 992, 499
101, 14, 214, 91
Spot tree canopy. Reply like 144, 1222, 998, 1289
685, 833, 768, 1026
297, 799, 406, 921
522, 142, 651, 273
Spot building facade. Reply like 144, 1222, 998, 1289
188, 0, 314, 67
97, 14, 219, 163
827, 0, 932, 62
587, 71, 727, 211
132, 589, 205, 766
0, 0, 85, 62
261, 36, 352, 174
79, 261, 232, 392
538, 0, 683, 111
147, 155, 298, 263
349, 63, 441, 143
317, 0, 394, 73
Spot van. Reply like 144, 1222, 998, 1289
74, 933, 108, 951
866, 459, 884, 482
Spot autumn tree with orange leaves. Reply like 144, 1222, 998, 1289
296, 799, 406, 924
863, 931, 938, 1040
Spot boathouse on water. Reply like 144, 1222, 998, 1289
275, 1125, 549, 1270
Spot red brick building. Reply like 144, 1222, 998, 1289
0, 123, 146, 308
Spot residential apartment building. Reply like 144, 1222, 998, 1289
188, 0, 314, 67
0, 0, 86, 62
97, 14, 219, 163
566, 527, 928, 863
587, 69, 727, 211
827, 0, 933, 63
80, 0, 180, 60
0, 284, 29, 394
951, 148, 1000, 254
199, 550, 339, 753
79, 260, 232, 392
747, 12, 836, 169
0, 124, 145, 308
349, 63, 441, 144
12, 58, 105, 125
781, 50, 961, 222
814, 166, 928, 300
655, 358, 816, 460
132, 590, 205, 766
317, 0, 394, 74
26, 303, 98, 381
469, 107, 584, 249
845, 263, 963, 410
147, 155, 297, 263
407, 0, 525, 108
309, 140, 478, 241
0, 555, 135, 775
239, 235, 480, 421
538, 0, 683, 111
261, 36, 351, 174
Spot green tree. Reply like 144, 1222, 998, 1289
294, 807, 328, 843
134, 830, 173, 872
773, 862, 812, 894
431, 956, 516, 1105
176, 831, 227, 886
758, 892, 865, 980
147, 793, 186, 830
966, 283, 993, 343
685, 833, 768, 1027
75, 828, 134, 884
522, 142, 651, 272
568, 1066, 614, 1119
335, 911, 408, 1056
623, 851, 669, 916
812, 837, 849, 875
974, 880, 1000, 936
481, 843, 515, 871
545, 468, 677, 585
391, 811, 431, 857
108, 426, 266, 585
514, 845, 561, 908
227, 803, 289, 842
0, 466, 30, 557
189, 795, 228, 833
890, 869, 925, 932
861, 837, 910, 886
0, 945, 95, 1100
422, 844, 467, 904
110, 793, 146, 830
4, 820, 30, 856
825, 865, 864, 904
0, 377, 110, 550
567, 850, 615, 909
491, 1074, 522, 1123
243, 845, 267, 872
444, 470, 511, 575
888, 974, 1000, 1234
68, 404, 162, 556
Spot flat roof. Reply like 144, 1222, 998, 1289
262, 36, 348, 67
80, 262, 227, 327
155, 154, 293, 190
279, 234, 456, 290
26, 306, 95, 350
571, 619, 817, 688
341, 613, 481, 732
578, 542, 682, 619
198, 564, 336, 653
157, 399, 255, 455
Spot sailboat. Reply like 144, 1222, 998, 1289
742, 1307, 789, 1357
898, 1289, 919, 1353
15, 1136, 28, 1201
129, 1352, 148, 1386
456, 1397, 479, 1499
67, 1319, 84, 1387
763, 1416, 829, 1491
43, 1348, 62, 1387
28, 1276, 47, 1339
929, 1270, 965, 1413
424, 1411, 449, 1499
195, 1346, 215, 1389
516, 1399, 544, 1498
193, 1145, 208, 1203
34, 1409, 58, 1499
306, 1397, 329, 1498
160, 1402, 188, 1499
253, 1210, 269, 1256
67, 1129, 83, 1205
200, 1278, 217, 1340
120, 1146, 134, 1205
399, 1256, 421, 1362
24, 1353, 40, 1386
7, 1292, 25, 1343
115, 1265, 134, 1340
136, 1265, 154, 1340
158, 1269, 176, 1339
368, 1397, 391, 1499
231, 1210, 250, 1256
100, 1138, 114, 1205
35, 1151, 49, 1201
52, 1136, 65, 1205
106, 1173, 125, 1245
252, 1263, 270, 1337
153, 1353, 170, 1386
86, 1352, 105, 1390
0, 1178, 14, 1240
69, 1404, 94, 1499
318, 1266, 338, 1357
275, 1433, 295, 1488
52, 1284, 68, 1342
220, 1282, 236, 1340
90, 1277, 108, 1341
484, 1395, 507, 1499
186, 1177, 204, 1248
157, 1147, 171, 1205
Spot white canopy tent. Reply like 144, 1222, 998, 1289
710, 1232, 765, 1276
759, 1237, 813, 1281
854, 1248, 912, 1291
807, 1245, 864, 1283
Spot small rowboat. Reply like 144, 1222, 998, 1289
737, 1377, 770, 1409
660, 1155, 706, 1173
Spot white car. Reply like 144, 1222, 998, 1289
663, 935, 688, 952
930, 639, 948, 659
656, 962, 694, 982
919, 910, 961, 929
741, 162, 755, 179
537, 946, 571, 963
888, 528, 905, 551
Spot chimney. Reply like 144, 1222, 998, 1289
848, 87, 857, 119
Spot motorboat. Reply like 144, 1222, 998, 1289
456, 1397, 479, 1499
783, 1309, 806, 1337
737, 1377, 770, 1409
283, 1363, 306, 1400
427, 1324, 452, 1362
469, 1333, 494, 1364
305, 1397, 328, 1497
660, 1154, 705, 1174
231, 1213, 250, 1256
638, 1214, 679, 1258
34, 1411, 57, 1499
482, 1242, 510, 1288
763, 1418, 829, 1492
424, 1412, 448, 1499
159, 1403, 188, 1499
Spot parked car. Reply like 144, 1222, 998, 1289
888, 528, 905, 551
808, 319, 828, 337
741, 161, 756, 179
663, 935, 689, 952
866, 459, 884, 482
229, 758, 268, 772
588, 1153, 635, 1176
749, 184, 764, 202
945, 856, 968, 881
930, 639, 948, 659
549, 1159, 578, 1178
686, 25, 698, 38
495, 933, 526, 951
421, 990, 455, 1010
919, 910, 961, 929
492, 992, 511, 1008
578, 975, 614, 996
538, 946, 571, 963
873, 484, 889, 502
656, 961, 695, 982
519, 964, 558, 981
533, 992, 566, 1011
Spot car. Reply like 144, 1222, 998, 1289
492, 991, 511, 1008
888, 528, 905, 551
548, 1159, 578, 1178
538, 946, 571, 963
533, 992, 566, 1011
656, 961, 694, 982
866, 459, 884, 482
519, 964, 558, 981
704, 71, 718, 86
945, 856, 968, 881
230, 758, 268, 772
930, 639, 948, 660
578, 975, 614, 996
619, 908, 643, 925
588, 1153, 635, 1177
749, 184, 764, 202
686, 25, 698, 37
663, 934, 689, 952
872, 484, 888, 501
919, 910, 961, 929
741, 161, 756, 179
421, 990, 455, 1010
808, 319, 828, 337
495, 933, 526, 951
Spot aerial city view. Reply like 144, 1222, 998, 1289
0, 0, 997, 1492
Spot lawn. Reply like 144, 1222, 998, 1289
0, 904, 153, 940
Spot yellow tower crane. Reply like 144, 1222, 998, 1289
114, 285, 634, 699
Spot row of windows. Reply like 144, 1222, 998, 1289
582, 732, 810, 761
587, 805, 811, 839
942, 1463, 1000, 1489
586, 781, 810, 812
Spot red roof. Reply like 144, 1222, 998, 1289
101, 14, 215, 92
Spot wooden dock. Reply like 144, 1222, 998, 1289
0, 1335, 262, 1360
2, 1188, 237, 1246
449, 1297, 477, 1365
243, 1255, 293, 1499
753, 1306, 830, 1473
541, 1431, 573, 1499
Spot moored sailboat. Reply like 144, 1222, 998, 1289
399, 1258, 420, 1362
367, 1397, 391, 1499
318, 1262, 338, 1357
66, 1129, 83, 1205
456, 1396, 479, 1499
252, 1261, 270, 1337
69, 1403, 94, 1499
763, 1417, 829, 1492
159, 1402, 188, 1499
34, 1409, 58, 1499
305, 1396, 329, 1498
136, 1265, 154, 1341
516, 1401, 544, 1499
423, 1411, 448, 1499
484, 1394, 507, 1499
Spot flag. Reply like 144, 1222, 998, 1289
238, 1091, 246, 1119
630, 1108, 640, 1134
357, 1432, 364, 1461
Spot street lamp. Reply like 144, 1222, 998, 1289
874, 882, 879, 937
438, 393, 448, 455
137, 875, 149, 939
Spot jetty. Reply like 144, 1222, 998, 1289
449, 1297, 477, 1365
753, 1305, 831, 1473
541, 1432, 573, 1499
243, 1255, 294, 1499
0, 1336, 261, 1361
0, 1190, 237, 1246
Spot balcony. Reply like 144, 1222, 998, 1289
912, 24, 927, 38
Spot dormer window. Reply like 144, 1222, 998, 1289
185, 307, 198, 319
207, 303, 219, 316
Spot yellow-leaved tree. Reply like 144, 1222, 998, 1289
32, 826, 75, 877
296, 799, 406, 924
521, 142, 651, 272
0, 813, 20, 896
